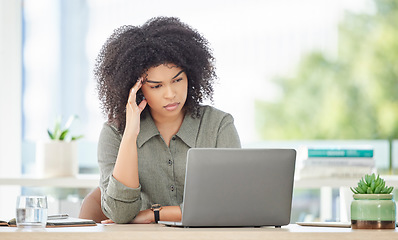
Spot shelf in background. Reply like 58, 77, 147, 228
0, 174, 397, 189
294, 175, 398, 188
0, 174, 99, 188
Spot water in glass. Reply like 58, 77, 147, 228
16, 196, 48, 228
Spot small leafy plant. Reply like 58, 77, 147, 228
47, 115, 83, 141
351, 173, 394, 194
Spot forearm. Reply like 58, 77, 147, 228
159, 206, 182, 222
132, 206, 182, 224
112, 79, 146, 189
112, 134, 140, 188
97, 122, 143, 223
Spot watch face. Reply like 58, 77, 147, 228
151, 204, 161, 210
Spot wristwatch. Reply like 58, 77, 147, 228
151, 204, 162, 223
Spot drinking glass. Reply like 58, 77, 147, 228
16, 196, 48, 228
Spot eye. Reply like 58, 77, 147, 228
151, 84, 162, 89
173, 78, 183, 83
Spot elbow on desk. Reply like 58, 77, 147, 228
101, 201, 141, 224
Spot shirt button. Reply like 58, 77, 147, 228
168, 159, 173, 166
170, 185, 175, 191
172, 136, 176, 141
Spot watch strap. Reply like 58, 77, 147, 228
154, 209, 160, 223
151, 204, 162, 223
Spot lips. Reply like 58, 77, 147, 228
164, 102, 180, 111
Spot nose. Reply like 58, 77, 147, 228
164, 85, 176, 99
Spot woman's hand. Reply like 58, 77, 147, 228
111, 78, 147, 188
124, 78, 147, 137
130, 209, 154, 224
100, 219, 115, 224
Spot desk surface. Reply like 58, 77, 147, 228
0, 224, 396, 240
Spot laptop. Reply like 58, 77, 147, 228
159, 148, 296, 227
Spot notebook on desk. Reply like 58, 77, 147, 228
159, 148, 296, 228
6, 217, 96, 227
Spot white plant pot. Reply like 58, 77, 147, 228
36, 141, 78, 177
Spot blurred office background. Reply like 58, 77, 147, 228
1, 0, 397, 222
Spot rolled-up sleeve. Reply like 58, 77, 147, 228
98, 123, 142, 223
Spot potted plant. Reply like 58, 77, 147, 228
36, 115, 83, 178
350, 173, 396, 229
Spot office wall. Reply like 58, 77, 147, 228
0, 0, 22, 219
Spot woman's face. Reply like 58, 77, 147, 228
141, 64, 188, 120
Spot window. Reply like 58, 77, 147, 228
1, 0, 374, 221
22, 1, 360, 171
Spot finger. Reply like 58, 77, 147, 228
138, 99, 147, 112
133, 77, 144, 93
101, 219, 114, 224
128, 78, 143, 104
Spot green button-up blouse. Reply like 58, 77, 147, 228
98, 105, 241, 223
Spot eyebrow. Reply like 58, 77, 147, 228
145, 70, 184, 84
172, 70, 184, 79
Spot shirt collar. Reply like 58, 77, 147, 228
175, 111, 201, 148
137, 111, 161, 148
137, 109, 201, 148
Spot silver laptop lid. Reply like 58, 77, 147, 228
181, 148, 296, 227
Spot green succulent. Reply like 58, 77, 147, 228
47, 115, 83, 141
351, 173, 394, 194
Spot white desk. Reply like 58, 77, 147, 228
0, 174, 99, 188
0, 224, 397, 240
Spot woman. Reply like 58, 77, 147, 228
95, 17, 241, 224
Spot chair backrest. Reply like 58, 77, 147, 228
79, 187, 108, 223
